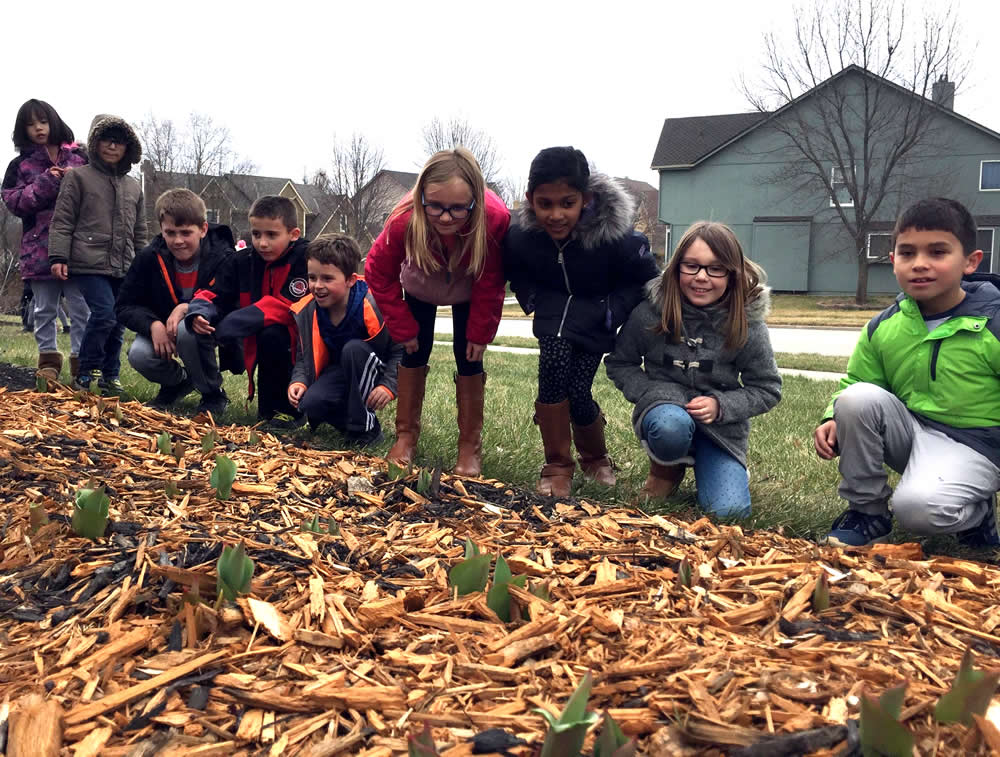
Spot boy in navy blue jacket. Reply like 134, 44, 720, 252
288, 234, 402, 446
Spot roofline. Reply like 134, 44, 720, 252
653, 64, 1000, 172
200, 176, 238, 209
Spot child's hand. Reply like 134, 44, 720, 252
402, 337, 419, 354
814, 420, 838, 459
466, 342, 486, 362
165, 303, 189, 339
49, 166, 66, 178
51, 263, 68, 280
288, 382, 306, 408
686, 396, 719, 424
150, 321, 176, 358
366, 386, 393, 411
191, 315, 214, 335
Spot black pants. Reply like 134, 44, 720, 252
298, 340, 383, 433
537, 335, 601, 425
256, 324, 297, 418
401, 294, 482, 376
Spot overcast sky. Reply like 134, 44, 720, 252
4, 0, 998, 191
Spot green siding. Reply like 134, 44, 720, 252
657, 73, 1000, 295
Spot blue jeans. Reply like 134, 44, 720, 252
640, 403, 751, 518
75, 275, 125, 378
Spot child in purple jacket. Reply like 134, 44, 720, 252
2, 99, 90, 381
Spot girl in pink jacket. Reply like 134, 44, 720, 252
365, 148, 510, 477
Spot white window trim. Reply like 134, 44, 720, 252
830, 165, 855, 208
206, 208, 220, 224
980, 160, 1000, 192
979, 227, 996, 273
866, 231, 893, 261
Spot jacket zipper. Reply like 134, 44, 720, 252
555, 243, 573, 338
929, 340, 942, 381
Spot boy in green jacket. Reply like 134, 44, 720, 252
814, 198, 1000, 548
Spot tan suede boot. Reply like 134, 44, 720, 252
70, 355, 80, 381
640, 459, 686, 499
387, 365, 429, 467
454, 372, 486, 477
36, 351, 63, 382
572, 409, 616, 486
534, 400, 575, 498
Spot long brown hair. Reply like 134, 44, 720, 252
387, 147, 489, 277
659, 221, 764, 350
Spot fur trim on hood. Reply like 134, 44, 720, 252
644, 273, 772, 323
87, 114, 142, 175
516, 172, 636, 250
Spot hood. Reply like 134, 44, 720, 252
645, 273, 772, 324
87, 114, 142, 175
516, 172, 636, 250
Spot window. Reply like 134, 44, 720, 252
830, 165, 854, 207
866, 232, 893, 261
339, 214, 347, 232
976, 228, 996, 273
980, 161, 1000, 191
206, 208, 219, 224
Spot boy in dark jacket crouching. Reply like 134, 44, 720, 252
116, 189, 235, 415
288, 234, 402, 447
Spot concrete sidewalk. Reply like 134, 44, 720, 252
433, 341, 845, 382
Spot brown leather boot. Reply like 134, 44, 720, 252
387, 365, 429, 467
69, 355, 80, 381
534, 400, 574, 498
640, 459, 686, 499
36, 351, 63, 382
454, 372, 486, 477
572, 409, 616, 486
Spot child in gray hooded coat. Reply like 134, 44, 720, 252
605, 221, 781, 518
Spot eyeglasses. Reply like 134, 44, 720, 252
679, 261, 729, 278
421, 193, 475, 220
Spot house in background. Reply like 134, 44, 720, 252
140, 161, 350, 243
617, 177, 668, 260
651, 66, 1000, 294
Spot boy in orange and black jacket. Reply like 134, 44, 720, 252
116, 189, 235, 415
186, 195, 310, 424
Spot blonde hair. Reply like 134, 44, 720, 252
387, 147, 488, 277
659, 221, 764, 350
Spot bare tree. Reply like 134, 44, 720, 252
327, 133, 391, 247
137, 114, 180, 174
421, 117, 504, 186
137, 111, 256, 178
742, 0, 966, 304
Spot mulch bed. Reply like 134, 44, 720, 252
1, 384, 1000, 756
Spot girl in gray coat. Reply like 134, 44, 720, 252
605, 222, 781, 518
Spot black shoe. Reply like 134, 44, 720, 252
346, 424, 384, 449
98, 373, 125, 396
148, 375, 195, 409
260, 411, 305, 430
195, 390, 229, 417
957, 496, 1000, 549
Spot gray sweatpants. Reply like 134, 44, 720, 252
834, 382, 999, 534
32, 278, 89, 355
128, 321, 223, 395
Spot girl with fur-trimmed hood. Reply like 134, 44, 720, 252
505, 146, 660, 497
49, 113, 147, 393
605, 222, 782, 519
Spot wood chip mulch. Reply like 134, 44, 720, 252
2, 385, 1000, 756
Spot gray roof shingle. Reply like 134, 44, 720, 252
651, 112, 768, 169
